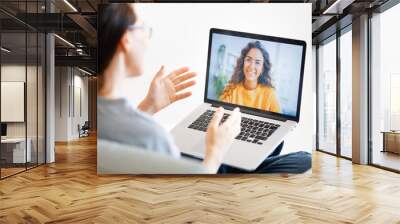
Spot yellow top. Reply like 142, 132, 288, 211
219, 82, 280, 112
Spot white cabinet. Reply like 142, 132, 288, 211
1, 138, 32, 163
1, 82, 25, 122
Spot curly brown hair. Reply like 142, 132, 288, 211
229, 41, 273, 88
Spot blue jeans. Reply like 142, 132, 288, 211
217, 142, 311, 174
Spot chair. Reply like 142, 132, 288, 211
97, 139, 210, 174
78, 121, 90, 138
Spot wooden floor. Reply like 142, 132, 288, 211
1, 167, 26, 178
1, 135, 400, 223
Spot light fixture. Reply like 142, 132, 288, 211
76, 48, 87, 56
322, 0, 355, 15
54, 34, 75, 48
77, 67, 92, 76
63, 0, 78, 12
1, 47, 11, 53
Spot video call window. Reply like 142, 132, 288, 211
206, 33, 304, 117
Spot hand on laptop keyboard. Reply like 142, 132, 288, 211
202, 107, 241, 173
188, 109, 280, 145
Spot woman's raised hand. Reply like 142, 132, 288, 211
138, 66, 197, 114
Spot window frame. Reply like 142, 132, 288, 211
316, 24, 352, 161
0, 0, 47, 180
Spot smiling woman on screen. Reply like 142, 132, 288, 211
219, 41, 280, 112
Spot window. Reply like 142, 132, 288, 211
316, 25, 353, 159
339, 28, 352, 158
370, 3, 400, 171
317, 36, 337, 155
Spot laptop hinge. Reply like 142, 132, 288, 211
211, 104, 287, 122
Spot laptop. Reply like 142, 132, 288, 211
171, 28, 306, 170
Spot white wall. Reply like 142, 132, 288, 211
55, 66, 68, 141
119, 3, 313, 154
1, 65, 39, 137
55, 67, 89, 141
72, 74, 89, 138
1, 64, 46, 164
1, 65, 26, 139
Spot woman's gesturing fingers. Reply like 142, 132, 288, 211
172, 71, 197, 85
166, 66, 190, 80
174, 80, 196, 92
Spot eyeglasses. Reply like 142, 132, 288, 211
128, 23, 153, 39
244, 56, 263, 67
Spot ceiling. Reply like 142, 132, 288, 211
0, 0, 393, 73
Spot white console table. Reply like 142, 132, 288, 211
1, 138, 32, 163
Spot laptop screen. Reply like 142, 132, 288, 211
205, 29, 306, 121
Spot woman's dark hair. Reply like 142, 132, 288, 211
229, 41, 273, 88
98, 4, 137, 75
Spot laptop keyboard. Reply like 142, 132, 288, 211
187, 110, 280, 145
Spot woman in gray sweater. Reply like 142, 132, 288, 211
97, 4, 241, 173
